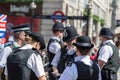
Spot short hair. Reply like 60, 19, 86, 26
52, 30, 63, 34
77, 47, 91, 55
25, 34, 39, 43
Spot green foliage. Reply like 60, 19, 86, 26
92, 15, 105, 26
83, 9, 105, 25
99, 19, 105, 26
92, 15, 100, 22
83, 9, 88, 16
0, 0, 43, 3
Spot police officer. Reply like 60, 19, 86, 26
47, 22, 64, 80
98, 28, 119, 80
0, 24, 30, 80
51, 25, 79, 77
5, 32, 46, 80
116, 39, 120, 80
59, 36, 101, 80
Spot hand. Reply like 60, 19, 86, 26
52, 70, 61, 77
0, 68, 3, 75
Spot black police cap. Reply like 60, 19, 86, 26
52, 22, 64, 31
63, 25, 79, 42
28, 32, 46, 50
99, 27, 113, 39
73, 36, 94, 48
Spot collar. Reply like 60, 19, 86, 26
103, 40, 115, 45
74, 55, 92, 66
67, 46, 76, 55
20, 44, 33, 50
51, 36, 61, 42
13, 42, 20, 47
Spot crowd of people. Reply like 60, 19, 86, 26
0, 22, 120, 80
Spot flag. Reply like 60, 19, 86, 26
0, 13, 7, 49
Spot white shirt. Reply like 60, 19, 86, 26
4, 44, 45, 78
0, 42, 19, 68
51, 47, 76, 67
98, 40, 114, 63
49, 36, 61, 55
59, 56, 101, 80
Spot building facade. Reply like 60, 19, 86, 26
114, 0, 120, 37
41, 0, 84, 43
90, 0, 113, 46
0, 0, 114, 46
41, 0, 113, 46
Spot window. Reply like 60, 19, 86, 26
93, 3, 99, 15
101, 9, 105, 19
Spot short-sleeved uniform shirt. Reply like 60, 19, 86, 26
4, 44, 45, 78
0, 42, 19, 68
48, 36, 61, 55
98, 40, 114, 63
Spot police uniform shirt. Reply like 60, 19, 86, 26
8, 35, 14, 42
51, 47, 76, 67
98, 40, 114, 63
49, 36, 61, 55
59, 56, 102, 80
4, 44, 45, 78
0, 42, 19, 68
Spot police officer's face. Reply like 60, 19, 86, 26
58, 30, 63, 37
19, 31, 26, 41
99, 36, 106, 44
66, 38, 76, 45
72, 39, 76, 43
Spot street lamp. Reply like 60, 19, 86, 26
29, 1, 37, 31
86, 4, 92, 36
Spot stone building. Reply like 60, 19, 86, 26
89, 0, 113, 46
41, 0, 84, 43
0, 0, 114, 46
114, 0, 120, 40
41, 0, 113, 46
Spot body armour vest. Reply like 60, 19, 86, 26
8, 44, 16, 50
102, 42, 119, 73
57, 46, 76, 73
47, 38, 63, 67
75, 61, 99, 80
0, 44, 16, 80
7, 48, 38, 80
